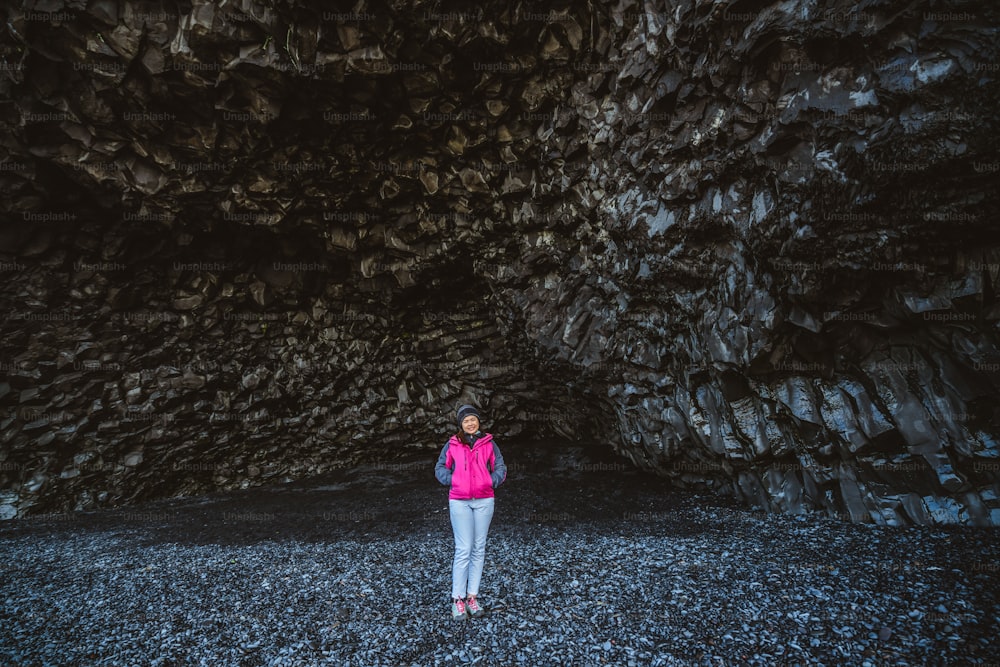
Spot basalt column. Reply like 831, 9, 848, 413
1, 0, 999, 524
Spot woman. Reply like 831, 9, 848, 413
434, 404, 507, 620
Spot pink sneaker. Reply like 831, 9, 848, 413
451, 597, 468, 620
465, 595, 484, 618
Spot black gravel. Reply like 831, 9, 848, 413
2, 441, 998, 667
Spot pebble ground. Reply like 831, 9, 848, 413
1, 441, 997, 666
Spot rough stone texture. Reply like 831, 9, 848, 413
1, 0, 999, 524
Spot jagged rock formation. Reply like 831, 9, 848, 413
1, 0, 999, 524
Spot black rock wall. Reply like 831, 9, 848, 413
1, 0, 999, 524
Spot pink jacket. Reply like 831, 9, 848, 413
434, 432, 507, 500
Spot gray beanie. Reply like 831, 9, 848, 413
456, 404, 481, 424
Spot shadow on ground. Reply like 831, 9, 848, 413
2, 440, 734, 545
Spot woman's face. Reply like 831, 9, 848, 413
462, 415, 480, 434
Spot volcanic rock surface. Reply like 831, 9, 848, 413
1, 0, 999, 524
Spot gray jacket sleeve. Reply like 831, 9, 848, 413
434, 442, 453, 486
490, 441, 507, 488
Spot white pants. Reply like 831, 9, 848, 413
449, 497, 495, 599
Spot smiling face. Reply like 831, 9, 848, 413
461, 415, 480, 434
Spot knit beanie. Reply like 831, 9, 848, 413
456, 404, 481, 425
